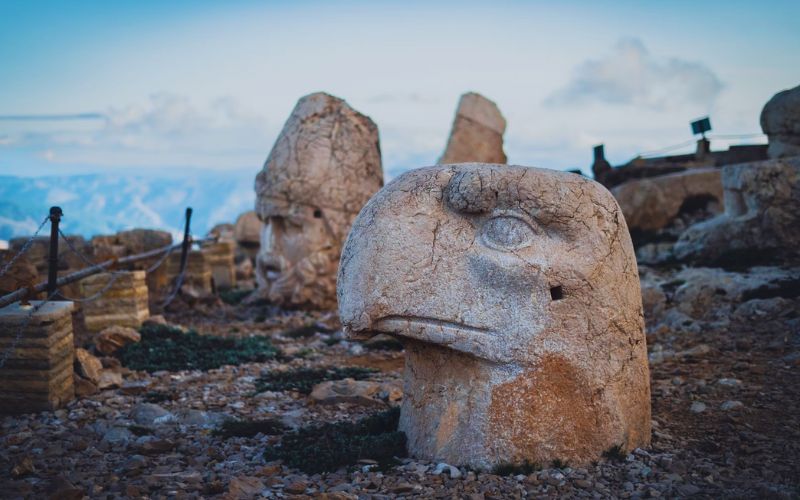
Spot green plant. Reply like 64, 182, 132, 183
602, 444, 626, 461
492, 460, 540, 476
254, 366, 377, 395
213, 418, 287, 439
263, 408, 406, 473
219, 289, 251, 305
117, 324, 280, 372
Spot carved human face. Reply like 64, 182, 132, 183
256, 202, 338, 308
338, 164, 642, 366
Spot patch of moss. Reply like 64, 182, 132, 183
364, 336, 404, 351
219, 289, 251, 305
117, 324, 279, 372
213, 418, 287, 439
264, 407, 406, 473
143, 391, 174, 403
492, 460, 540, 476
602, 444, 627, 461
282, 324, 333, 339
254, 366, 377, 395
127, 425, 153, 436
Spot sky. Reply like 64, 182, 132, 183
1, 0, 799, 179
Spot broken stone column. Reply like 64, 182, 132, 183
80, 271, 150, 332
338, 163, 651, 469
439, 92, 507, 164
202, 241, 237, 291
165, 250, 213, 295
255, 92, 384, 309
674, 156, 800, 266
0, 301, 75, 414
761, 84, 800, 159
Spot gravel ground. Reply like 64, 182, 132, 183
1, 265, 799, 499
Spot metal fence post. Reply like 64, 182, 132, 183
176, 207, 193, 291
46, 206, 63, 298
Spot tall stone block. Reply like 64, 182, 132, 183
166, 251, 213, 294
0, 301, 75, 414
80, 271, 150, 331
439, 92, 507, 164
202, 241, 237, 291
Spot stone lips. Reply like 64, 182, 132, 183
338, 163, 650, 469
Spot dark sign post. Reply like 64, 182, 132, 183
46, 206, 63, 298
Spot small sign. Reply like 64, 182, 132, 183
691, 117, 711, 136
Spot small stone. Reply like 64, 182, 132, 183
391, 482, 415, 493
433, 462, 462, 479
226, 475, 266, 499
73, 374, 99, 398
717, 378, 742, 388
45, 476, 84, 500
574, 479, 592, 488
285, 481, 307, 494
94, 325, 141, 355
677, 484, 701, 497
74, 347, 103, 383
690, 402, 707, 413
720, 400, 744, 411
97, 369, 123, 390
309, 378, 385, 407
131, 403, 173, 426
11, 456, 35, 478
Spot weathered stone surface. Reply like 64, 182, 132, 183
338, 163, 650, 468
165, 251, 213, 295
674, 157, 800, 266
94, 325, 141, 355
91, 229, 173, 298
611, 168, 723, 232
439, 92, 507, 164
760, 84, 800, 159
309, 378, 401, 406
202, 241, 236, 291
234, 211, 261, 247
255, 92, 383, 309
0, 301, 75, 414
80, 271, 150, 331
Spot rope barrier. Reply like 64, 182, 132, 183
0, 216, 49, 279
55, 273, 120, 303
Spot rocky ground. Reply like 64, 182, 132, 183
1, 264, 799, 499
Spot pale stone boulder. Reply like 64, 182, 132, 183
338, 163, 650, 469
674, 157, 800, 265
254, 92, 383, 310
611, 168, 723, 232
439, 92, 507, 164
761, 84, 800, 159
94, 325, 141, 355
234, 211, 261, 254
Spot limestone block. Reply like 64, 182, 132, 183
80, 271, 149, 332
254, 92, 384, 309
674, 157, 800, 265
439, 92, 507, 164
761, 84, 800, 159
338, 163, 650, 469
0, 301, 75, 414
165, 251, 213, 294
611, 168, 723, 232
202, 241, 237, 291
234, 211, 262, 260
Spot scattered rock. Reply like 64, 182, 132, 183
94, 325, 141, 355
720, 401, 744, 411
226, 475, 266, 500
131, 403, 173, 426
690, 402, 707, 414
74, 347, 103, 384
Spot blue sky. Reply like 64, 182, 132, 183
1, 0, 798, 178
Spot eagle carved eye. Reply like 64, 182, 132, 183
480, 215, 536, 251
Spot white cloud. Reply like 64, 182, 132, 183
546, 38, 724, 110
46, 187, 78, 204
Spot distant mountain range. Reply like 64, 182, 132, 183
0, 170, 257, 241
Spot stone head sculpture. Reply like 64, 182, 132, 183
255, 92, 383, 309
338, 163, 650, 469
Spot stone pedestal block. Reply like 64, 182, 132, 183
166, 251, 213, 294
202, 241, 237, 291
0, 301, 75, 414
80, 271, 150, 331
